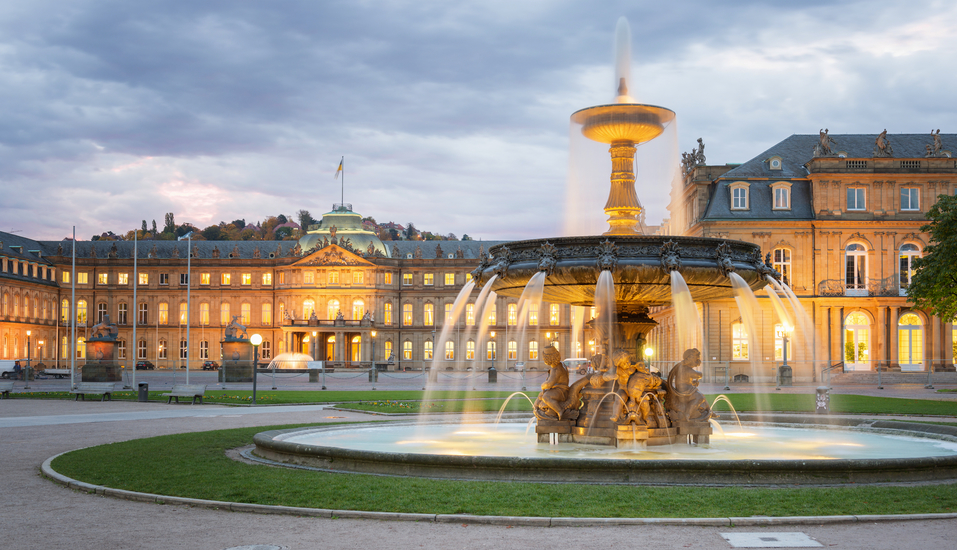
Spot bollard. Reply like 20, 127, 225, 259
368, 367, 378, 383
137, 383, 149, 402
309, 370, 319, 383
488, 366, 497, 384
815, 386, 830, 414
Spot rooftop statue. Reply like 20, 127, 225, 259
814, 128, 837, 157
873, 129, 894, 157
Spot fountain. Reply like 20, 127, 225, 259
251, 19, 957, 486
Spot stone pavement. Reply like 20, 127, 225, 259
1, 390, 956, 549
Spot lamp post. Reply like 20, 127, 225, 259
250, 333, 262, 404
25, 330, 32, 389
643, 346, 654, 375
370, 329, 377, 389
489, 331, 496, 372
778, 325, 793, 388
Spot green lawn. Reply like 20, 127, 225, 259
51, 424, 957, 518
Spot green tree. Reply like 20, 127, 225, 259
908, 194, 957, 321
201, 225, 223, 241
297, 210, 316, 230
141, 220, 148, 233
164, 213, 176, 234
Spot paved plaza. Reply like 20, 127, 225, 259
1, 378, 956, 549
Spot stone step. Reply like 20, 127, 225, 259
829, 371, 957, 385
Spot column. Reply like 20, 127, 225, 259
889, 306, 899, 370
830, 307, 842, 365
876, 307, 886, 370
944, 318, 954, 368
930, 316, 941, 372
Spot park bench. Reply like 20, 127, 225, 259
161, 384, 207, 405
70, 382, 116, 401
0, 380, 14, 399
40, 369, 71, 379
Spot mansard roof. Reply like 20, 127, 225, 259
385, 240, 505, 260
36, 239, 300, 261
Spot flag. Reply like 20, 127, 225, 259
335, 157, 343, 179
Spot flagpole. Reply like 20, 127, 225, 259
131, 230, 137, 390
341, 156, 344, 206
70, 227, 76, 388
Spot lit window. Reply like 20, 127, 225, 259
507, 340, 517, 360
75, 300, 87, 324
403, 341, 412, 360
549, 304, 560, 326
76, 337, 86, 358
845, 243, 867, 294
900, 188, 920, 211
402, 273, 412, 285
403, 304, 413, 326
179, 303, 187, 325
159, 302, 169, 325
221, 273, 231, 285
262, 304, 272, 326
445, 303, 453, 324
445, 341, 454, 360
528, 303, 539, 326
384, 341, 392, 361
220, 303, 230, 325
303, 299, 315, 319
774, 324, 792, 361
118, 273, 129, 285
200, 273, 210, 285
261, 273, 272, 285
328, 272, 339, 284
384, 303, 393, 325
279, 272, 285, 284
304, 272, 315, 284
241, 303, 250, 324
487, 341, 496, 360
898, 314, 923, 368
528, 340, 538, 360
326, 299, 339, 319
159, 340, 168, 360
466, 340, 475, 360
507, 303, 517, 326
424, 273, 434, 286
487, 303, 497, 325
241, 273, 252, 285
847, 187, 866, 211
465, 303, 475, 326
78, 272, 88, 284
424, 340, 433, 360
353, 272, 363, 285
444, 273, 455, 285
98, 273, 108, 285
60, 299, 69, 322
62, 271, 70, 283
200, 303, 209, 326
424, 303, 434, 326
772, 248, 791, 287
732, 323, 748, 360
899, 244, 920, 294
353, 299, 364, 319
384, 272, 393, 285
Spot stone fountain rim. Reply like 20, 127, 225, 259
252, 416, 957, 487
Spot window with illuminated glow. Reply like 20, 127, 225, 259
384, 272, 393, 285
200, 303, 209, 326
384, 302, 393, 325
352, 299, 364, 319
487, 341, 496, 360
402, 273, 412, 285
445, 303, 453, 323
353, 271, 363, 285
528, 303, 539, 326
98, 273, 108, 285
241, 273, 251, 285
466, 340, 475, 360
403, 340, 412, 360
507, 340, 517, 360
507, 303, 517, 326
77, 300, 87, 324
732, 323, 749, 360
200, 273, 210, 285
403, 303, 413, 326
445, 341, 454, 360
326, 299, 339, 319
262, 304, 271, 326
302, 299, 315, 319
220, 303, 230, 325
241, 303, 251, 325
179, 303, 187, 325
529, 340, 539, 360
444, 273, 454, 285
465, 303, 475, 326
424, 340, 433, 360
424, 303, 434, 326
549, 304, 560, 325
159, 302, 169, 325
262, 273, 272, 285
303, 271, 315, 284
221, 273, 230, 285
424, 273, 434, 285
118, 273, 129, 285
487, 303, 497, 325
773, 324, 792, 361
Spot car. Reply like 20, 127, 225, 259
135, 360, 155, 370
202, 360, 219, 371
562, 358, 592, 375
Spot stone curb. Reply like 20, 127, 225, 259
40, 452, 957, 527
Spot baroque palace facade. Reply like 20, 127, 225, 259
2, 132, 955, 380
651, 131, 956, 382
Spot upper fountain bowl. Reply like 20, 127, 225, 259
471, 235, 776, 308
570, 103, 676, 145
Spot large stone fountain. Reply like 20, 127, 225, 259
470, 59, 778, 448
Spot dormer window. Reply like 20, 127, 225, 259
771, 181, 792, 210
729, 182, 750, 210
768, 156, 783, 171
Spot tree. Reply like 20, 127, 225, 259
297, 210, 316, 230
164, 213, 175, 234
151, 220, 157, 234
141, 220, 147, 233
201, 225, 223, 241
404, 222, 418, 241
908, 194, 957, 321
231, 219, 246, 230
462, 234, 473, 241
277, 214, 288, 224
446, 233, 457, 241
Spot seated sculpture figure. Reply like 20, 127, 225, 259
89, 314, 119, 340
612, 349, 665, 427
533, 346, 570, 420
665, 348, 713, 424
224, 315, 248, 340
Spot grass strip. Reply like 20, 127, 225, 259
51, 424, 957, 518
706, 393, 957, 416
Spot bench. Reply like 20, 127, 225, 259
70, 382, 116, 401
0, 380, 13, 399
40, 369, 71, 379
161, 384, 207, 405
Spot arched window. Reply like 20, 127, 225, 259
507, 340, 517, 360
402, 340, 412, 360
899, 244, 921, 295
507, 303, 518, 326
445, 340, 454, 360
241, 303, 251, 325
550, 304, 560, 326
424, 303, 434, 326
352, 299, 364, 319
351, 335, 361, 362
844, 312, 870, 370
486, 303, 497, 325
2, 292, 7, 315
220, 303, 230, 325
898, 313, 924, 371
772, 248, 791, 287
61, 299, 69, 323
302, 299, 315, 319
383, 302, 393, 325
487, 341, 496, 360
326, 299, 339, 320
528, 303, 539, 326
528, 340, 539, 360
384, 340, 393, 361
730, 181, 750, 210
179, 302, 187, 325
845, 243, 868, 295
732, 322, 748, 360
2, 335, 7, 358
465, 303, 475, 326
466, 340, 475, 360
76, 336, 86, 359
402, 303, 413, 326
424, 340, 433, 360
774, 324, 792, 361
77, 300, 87, 325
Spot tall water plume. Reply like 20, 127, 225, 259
613, 16, 633, 103
729, 272, 770, 416
768, 275, 814, 375
763, 285, 793, 332
595, 270, 617, 361
670, 270, 700, 356
515, 272, 547, 367
571, 305, 586, 358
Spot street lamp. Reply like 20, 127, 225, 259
643, 346, 654, 374
778, 324, 793, 388
250, 333, 262, 404
370, 329, 377, 388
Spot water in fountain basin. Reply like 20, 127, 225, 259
267, 352, 315, 369
728, 272, 770, 417
670, 270, 700, 355
710, 395, 743, 428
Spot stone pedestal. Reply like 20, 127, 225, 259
778, 364, 793, 386
673, 420, 712, 445
221, 339, 254, 383
82, 339, 123, 382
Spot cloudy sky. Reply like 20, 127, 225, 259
2, 0, 955, 242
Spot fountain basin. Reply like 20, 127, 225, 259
571, 103, 675, 144
472, 236, 769, 307
252, 416, 957, 486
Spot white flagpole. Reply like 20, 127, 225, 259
131, 230, 137, 390
70, 227, 76, 388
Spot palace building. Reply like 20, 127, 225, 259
2, 132, 955, 381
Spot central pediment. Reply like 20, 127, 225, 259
292, 244, 375, 267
